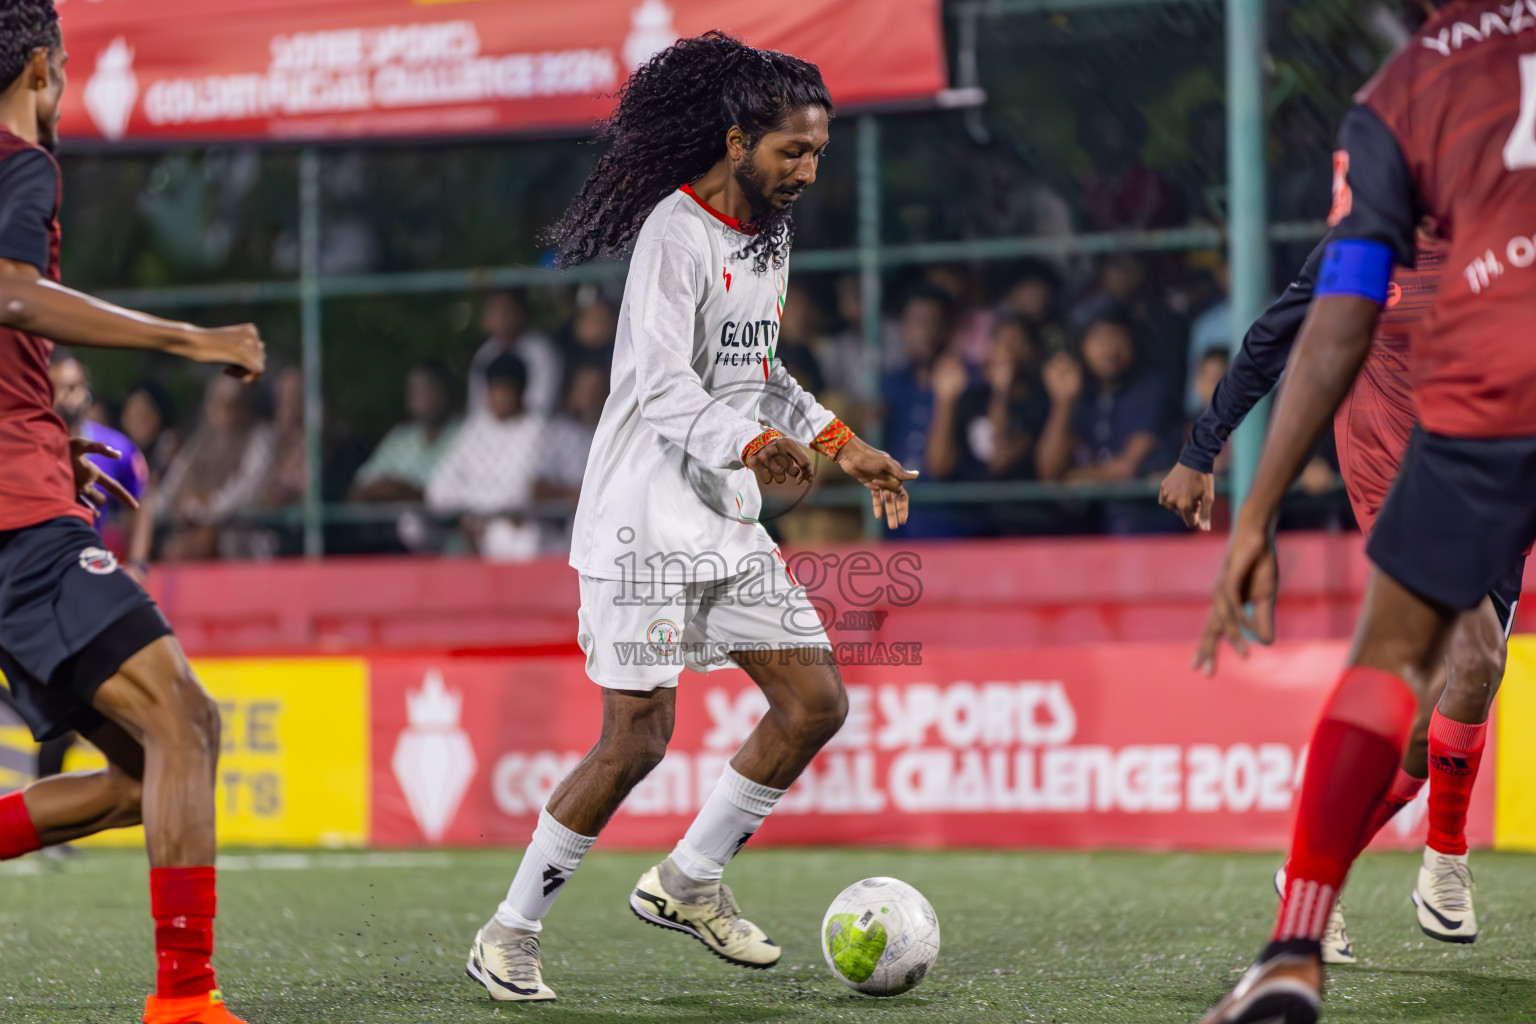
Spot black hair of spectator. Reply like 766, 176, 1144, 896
48, 344, 73, 365
485, 351, 528, 385
1077, 303, 1137, 344
128, 378, 178, 429
410, 359, 456, 395
902, 285, 957, 326
0, 1, 60, 93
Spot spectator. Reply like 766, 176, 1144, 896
469, 290, 561, 417
1185, 258, 1231, 416
160, 375, 274, 561
1037, 308, 1166, 484
925, 314, 1047, 481
998, 260, 1068, 355
1076, 101, 1183, 231
534, 357, 610, 553
258, 366, 307, 510
882, 288, 955, 475
49, 352, 153, 576
428, 352, 546, 561
121, 379, 181, 481
819, 274, 888, 414
569, 286, 619, 364
350, 361, 461, 502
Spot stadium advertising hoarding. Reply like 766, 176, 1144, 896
2, 659, 372, 848
6, 642, 1532, 849
55, 0, 947, 143
368, 644, 1502, 851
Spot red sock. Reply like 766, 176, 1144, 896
1273, 667, 1417, 946
0, 791, 41, 860
1355, 767, 1426, 853
1425, 709, 1487, 856
150, 866, 219, 999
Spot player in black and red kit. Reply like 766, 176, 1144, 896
1196, 3, 1536, 1021
1163, 230, 1512, 956
0, 5, 265, 1023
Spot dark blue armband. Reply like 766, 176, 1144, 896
1314, 239, 1393, 304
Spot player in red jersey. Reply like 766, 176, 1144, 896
1163, 227, 1511, 960
1195, 3, 1536, 1021
0, 6, 265, 1023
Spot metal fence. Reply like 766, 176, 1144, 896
61, 0, 1394, 558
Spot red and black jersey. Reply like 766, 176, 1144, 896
0, 129, 85, 531
1331, 1, 1536, 438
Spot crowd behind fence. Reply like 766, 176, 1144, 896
54, 0, 1403, 563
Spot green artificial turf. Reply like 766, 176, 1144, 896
2, 848, 1534, 1022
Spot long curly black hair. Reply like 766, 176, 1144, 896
0, 0, 60, 92
546, 32, 832, 272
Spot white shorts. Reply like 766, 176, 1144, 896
576, 553, 832, 690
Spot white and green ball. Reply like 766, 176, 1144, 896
821, 877, 940, 997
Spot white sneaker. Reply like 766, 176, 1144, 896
1273, 866, 1356, 964
465, 922, 557, 1001
629, 860, 782, 968
1411, 848, 1478, 943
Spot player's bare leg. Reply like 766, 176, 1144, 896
1202, 569, 1452, 1024
469, 688, 674, 1001
633, 648, 847, 967
15, 720, 144, 846
1411, 597, 1505, 942
90, 636, 242, 1024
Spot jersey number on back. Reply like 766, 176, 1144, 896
1504, 54, 1536, 170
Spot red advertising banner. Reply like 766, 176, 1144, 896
369, 644, 1496, 851
54, 0, 946, 143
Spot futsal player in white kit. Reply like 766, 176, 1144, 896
464, 32, 917, 1001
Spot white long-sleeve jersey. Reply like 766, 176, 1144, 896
569, 187, 836, 584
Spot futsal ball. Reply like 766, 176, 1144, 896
821, 877, 940, 997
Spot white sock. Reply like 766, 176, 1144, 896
494, 808, 597, 932
670, 764, 787, 883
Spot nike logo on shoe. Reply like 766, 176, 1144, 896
1418, 896, 1464, 931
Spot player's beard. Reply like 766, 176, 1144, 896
731, 157, 796, 268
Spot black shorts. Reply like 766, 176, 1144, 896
1368, 429, 1536, 619
0, 517, 172, 742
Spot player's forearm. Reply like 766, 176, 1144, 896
0, 278, 203, 355
1240, 295, 1378, 527
636, 376, 761, 469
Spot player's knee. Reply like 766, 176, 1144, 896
141, 669, 221, 760
782, 680, 847, 751
1446, 639, 1504, 708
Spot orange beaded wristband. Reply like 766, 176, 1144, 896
741, 428, 784, 464
811, 418, 854, 459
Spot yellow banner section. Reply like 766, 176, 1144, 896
47, 658, 370, 848
1496, 637, 1536, 851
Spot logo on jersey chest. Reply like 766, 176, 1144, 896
716, 318, 779, 368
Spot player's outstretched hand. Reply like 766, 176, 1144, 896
1159, 463, 1215, 531
836, 436, 919, 528
747, 437, 813, 486
186, 323, 266, 382
1194, 515, 1278, 676
69, 437, 139, 511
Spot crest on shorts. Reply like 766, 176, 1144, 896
646, 618, 680, 656
78, 547, 119, 575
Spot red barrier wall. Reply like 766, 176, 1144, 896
147, 532, 1454, 657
